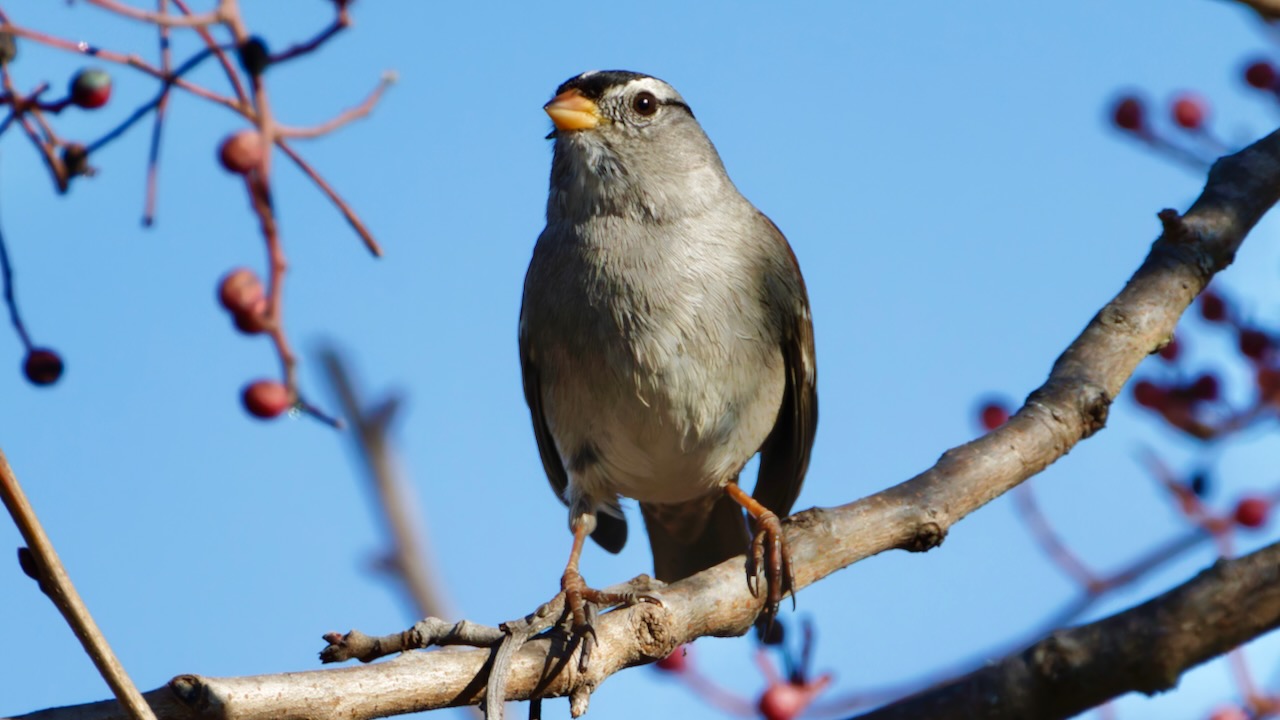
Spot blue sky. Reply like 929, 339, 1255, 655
3, 2, 1280, 719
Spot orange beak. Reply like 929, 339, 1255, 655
544, 89, 601, 131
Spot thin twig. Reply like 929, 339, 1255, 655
85, 46, 221, 154
0, 66, 65, 192
142, 0, 173, 226
267, 9, 350, 65
0, 190, 32, 349
0, 23, 239, 109
171, 0, 248, 103
277, 139, 382, 256
0, 449, 159, 720
277, 72, 395, 140
82, 0, 224, 28
1013, 484, 1100, 590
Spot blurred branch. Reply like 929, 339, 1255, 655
853, 540, 1280, 720
0, 450, 158, 720
320, 349, 452, 621
9, 115, 1280, 720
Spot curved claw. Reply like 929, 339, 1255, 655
749, 510, 795, 625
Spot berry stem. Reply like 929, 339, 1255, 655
277, 139, 383, 256
0, 191, 33, 350
265, 8, 351, 66
142, 0, 174, 227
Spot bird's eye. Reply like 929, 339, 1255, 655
632, 91, 659, 117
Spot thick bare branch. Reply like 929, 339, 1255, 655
855, 540, 1280, 720
8, 123, 1280, 720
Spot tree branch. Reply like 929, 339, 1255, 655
8, 124, 1280, 720
853, 539, 1280, 720
0, 451, 158, 720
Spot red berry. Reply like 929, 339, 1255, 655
1111, 96, 1145, 132
219, 130, 264, 175
1189, 373, 1220, 402
1245, 60, 1278, 90
218, 268, 264, 314
655, 646, 687, 673
1233, 496, 1270, 529
22, 348, 63, 386
1170, 92, 1207, 130
69, 68, 111, 109
241, 380, 291, 419
217, 268, 269, 334
758, 683, 809, 720
1239, 328, 1271, 361
1199, 291, 1227, 322
1133, 380, 1166, 409
1157, 336, 1180, 362
978, 401, 1010, 431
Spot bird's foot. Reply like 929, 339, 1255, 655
557, 571, 662, 670
747, 510, 796, 630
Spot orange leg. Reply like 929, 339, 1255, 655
559, 514, 659, 670
560, 514, 634, 630
724, 482, 795, 623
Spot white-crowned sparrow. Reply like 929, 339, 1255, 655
520, 70, 817, 628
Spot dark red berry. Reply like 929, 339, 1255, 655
241, 380, 291, 419
1239, 329, 1271, 361
23, 348, 63, 386
978, 401, 1010, 431
758, 683, 809, 720
1133, 380, 1166, 409
1157, 336, 1180, 362
1189, 373, 1220, 402
218, 130, 264, 175
1233, 496, 1270, 529
655, 646, 687, 673
1170, 93, 1207, 130
1199, 291, 1227, 322
69, 68, 111, 109
233, 310, 269, 334
1111, 96, 1145, 132
1245, 60, 1278, 90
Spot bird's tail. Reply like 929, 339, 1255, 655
641, 492, 750, 583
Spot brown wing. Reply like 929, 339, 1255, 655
752, 214, 818, 519
518, 321, 628, 553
